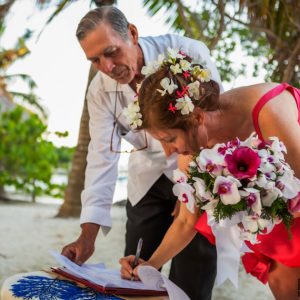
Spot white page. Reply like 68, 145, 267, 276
138, 266, 190, 300
50, 251, 165, 291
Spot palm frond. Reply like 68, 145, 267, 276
36, 0, 75, 41
3, 74, 37, 89
9, 91, 47, 119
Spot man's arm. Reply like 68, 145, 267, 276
62, 74, 121, 263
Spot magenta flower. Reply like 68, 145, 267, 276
225, 147, 261, 180
288, 192, 300, 213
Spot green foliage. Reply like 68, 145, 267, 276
214, 199, 247, 222
143, 0, 300, 86
55, 145, 75, 171
262, 198, 293, 236
0, 106, 65, 201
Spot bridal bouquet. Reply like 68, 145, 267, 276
173, 134, 300, 243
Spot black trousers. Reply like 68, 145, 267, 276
125, 175, 217, 300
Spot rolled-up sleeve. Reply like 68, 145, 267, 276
80, 76, 120, 235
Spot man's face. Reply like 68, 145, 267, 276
79, 22, 139, 84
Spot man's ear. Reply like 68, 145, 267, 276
128, 23, 139, 44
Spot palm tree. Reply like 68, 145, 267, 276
56, 65, 96, 217
56, 0, 116, 217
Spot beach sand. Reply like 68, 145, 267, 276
0, 200, 274, 299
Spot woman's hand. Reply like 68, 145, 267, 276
119, 255, 147, 281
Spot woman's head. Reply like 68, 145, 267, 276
123, 49, 220, 155
139, 51, 220, 130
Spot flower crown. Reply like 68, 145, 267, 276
123, 48, 212, 130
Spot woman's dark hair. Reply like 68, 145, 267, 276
138, 56, 220, 131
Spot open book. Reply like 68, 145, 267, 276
50, 251, 175, 297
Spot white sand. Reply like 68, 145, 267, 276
0, 200, 274, 299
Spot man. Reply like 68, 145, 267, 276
62, 6, 222, 300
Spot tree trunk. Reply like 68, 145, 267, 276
0, 185, 6, 199
57, 65, 97, 217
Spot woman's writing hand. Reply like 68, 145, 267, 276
119, 255, 147, 281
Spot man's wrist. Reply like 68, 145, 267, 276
80, 223, 100, 242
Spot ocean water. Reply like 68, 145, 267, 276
3, 169, 128, 205
4, 151, 130, 205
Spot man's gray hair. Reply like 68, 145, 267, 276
76, 6, 129, 41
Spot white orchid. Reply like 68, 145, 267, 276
213, 176, 242, 205
157, 78, 178, 96
173, 169, 188, 183
196, 145, 225, 176
261, 188, 282, 207
193, 177, 214, 201
239, 187, 262, 215
173, 182, 195, 213
240, 133, 261, 148
242, 215, 271, 233
270, 136, 287, 159
201, 199, 219, 216
276, 172, 300, 199
175, 95, 194, 115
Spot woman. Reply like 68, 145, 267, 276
119, 49, 300, 300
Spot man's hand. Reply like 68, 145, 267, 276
61, 223, 100, 265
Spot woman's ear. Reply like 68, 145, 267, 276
193, 107, 205, 125
128, 24, 139, 44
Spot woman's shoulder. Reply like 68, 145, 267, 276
224, 82, 295, 111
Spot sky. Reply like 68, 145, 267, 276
2, 0, 264, 148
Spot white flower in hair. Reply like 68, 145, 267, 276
170, 63, 182, 74
141, 63, 157, 77
198, 68, 212, 82
167, 47, 185, 60
175, 95, 195, 115
179, 59, 191, 71
141, 54, 166, 77
123, 100, 142, 129
157, 78, 178, 96
187, 81, 200, 100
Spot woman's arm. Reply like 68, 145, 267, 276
258, 90, 300, 177
119, 155, 200, 279
147, 201, 199, 270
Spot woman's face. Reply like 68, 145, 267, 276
149, 127, 201, 157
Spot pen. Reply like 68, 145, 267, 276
130, 237, 143, 281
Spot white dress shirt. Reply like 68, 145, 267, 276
80, 34, 223, 234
